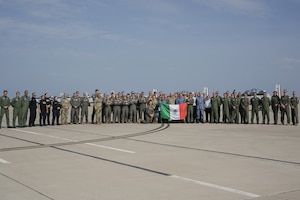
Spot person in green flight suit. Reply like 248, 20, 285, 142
20, 90, 30, 127
261, 92, 271, 124
11, 91, 22, 128
211, 92, 219, 123
251, 92, 260, 124
240, 93, 250, 124
230, 92, 240, 124
0, 90, 11, 128
186, 93, 194, 123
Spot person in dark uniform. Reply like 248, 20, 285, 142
45, 93, 52, 125
271, 91, 280, 125
52, 96, 61, 125
29, 92, 37, 127
39, 95, 47, 126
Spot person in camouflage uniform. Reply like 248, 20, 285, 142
61, 93, 70, 125
80, 92, 90, 124
94, 93, 103, 125
240, 93, 250, 124
271, 91, 280, 125
281, 89, 291, 125
11, 91, 22, 128
290, 91, 299, 126
20, 90, 30, 127
261, 92, 271, 124
145, 100, 155, 123
0, 90, 11, 128
251, 92, 260, 124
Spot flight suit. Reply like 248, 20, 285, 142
231, 97, 240, 124
290, 96, 299, 125
261, 97, 271, 124
11, 96, 22, 127
251, 97, 260, 124
129, 96, 138, 123
222, 97, 230, 123
0, 95, 11, 128
187, 97, 194, 123
281, 95, 290, 125
81, 96, 90, 124
113, 98, 122, 123
103, 97, 112, 123
121, 98, 130, 123
211, 96, 219, 123
20, 95, 30, 127
138, 96, 147, 122
240, 97, 250, 124
271, 95, 280, 124
70, 97, 81, 124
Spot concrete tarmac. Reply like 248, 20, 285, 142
1, 119, 300, 200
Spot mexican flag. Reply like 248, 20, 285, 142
160, 103, 188, 120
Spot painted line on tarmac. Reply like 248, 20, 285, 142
53, 146, 260, 198
12, 129, 135, 154
85, 143, 136, 154
0, 158, 10, 164
14, 129, 75, 142
170, 175, 261, 198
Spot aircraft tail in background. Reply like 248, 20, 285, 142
275, 84, 282, 97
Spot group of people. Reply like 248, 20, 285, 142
0, 88, 298, 128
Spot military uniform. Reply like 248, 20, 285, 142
94, 96, 103, 125
29, 95, 37, 127
45, 97, 52, 125
145, 102, 155, 123
230, 96, 240, 124
261, 96, 271, 124
52, 99, 61, 125
251, 96, 260, 124
271, 93, 280, 124
290, 94, 299, 125
211, 95, 219, 123
112, 97, 122, 123
80, 96, 90, 124
240, 96, 250, 124
121, 97, 130, 123
70, 96, 81, 124
129, 95, 138, 123
281, 94, 290, 125
103, 96, 112, 123
20, 93, 30, 127
187, 96, 194, 123
11, 95, 22, 128
138, 95, 147, 122
39, 98, 47, 126
0, 93, 11, 128
61, 96, 70, 125
222, 96, 230, 123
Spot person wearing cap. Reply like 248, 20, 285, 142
11, 91, 22, 128
80, 92, 90, 124
281, 89, 291, 125
261, 92, 271, 124
240, 93, 250, 124
290, 91, 299, 126
0, 90, 11, 128
271, 91, 280, 125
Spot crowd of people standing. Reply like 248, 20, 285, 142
0, 88, 298, 129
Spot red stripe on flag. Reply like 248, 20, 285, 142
179, 103, 188, 120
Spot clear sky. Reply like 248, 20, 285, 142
1, 0, 299, 97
